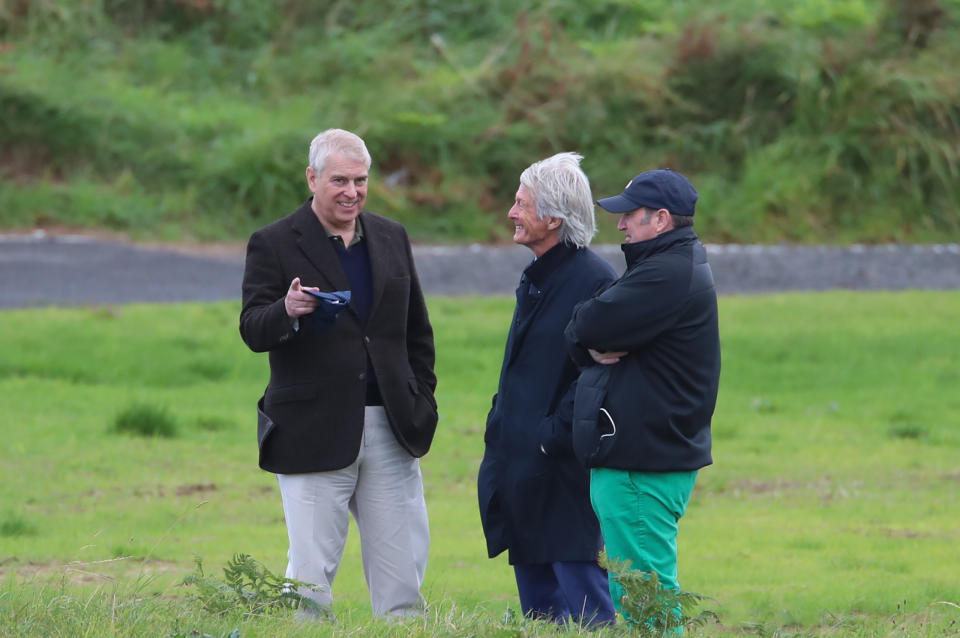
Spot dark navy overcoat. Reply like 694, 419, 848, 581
477, 243, 616, 564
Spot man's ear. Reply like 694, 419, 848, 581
656, 208, 672, 232
305, 166, 320, 193
547, 217, 562, 230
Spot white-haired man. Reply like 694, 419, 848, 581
478, 152, 617, 627
240, 129, 437, 618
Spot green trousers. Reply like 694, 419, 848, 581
589, 468, 697, 613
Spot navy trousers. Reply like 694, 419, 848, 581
514, 561, 616, 628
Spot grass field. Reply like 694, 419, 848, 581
1, 292, 958, 637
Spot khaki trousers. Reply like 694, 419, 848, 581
277, 406, 429, 616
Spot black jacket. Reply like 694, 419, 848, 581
564, 227, 720, 471
478, 244, 616, 564
239, 201, 437, 473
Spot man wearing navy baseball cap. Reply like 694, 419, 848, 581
563, 168, 721, 620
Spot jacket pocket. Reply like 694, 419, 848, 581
593, 408, 618, 464
571, 364, 618, 466
408, 376, 438, 434
264, 383, 319, 404
572, 384, 606, 466
256, 396, 275, 450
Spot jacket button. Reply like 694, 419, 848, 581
364, 336, 371, 344
358, 372, 366, 381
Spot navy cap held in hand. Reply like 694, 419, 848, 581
303, 289, 352, 328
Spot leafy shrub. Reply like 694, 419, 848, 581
112, 402, 178, 438
183, 554, 327, 617
879, 0, 949, 49
887, 409, 928, 439
1, 0, 958, 243
889, 426, 927, 440
601, 553, 718, 637
0, 511, 38, 537
196, 127, 310, 229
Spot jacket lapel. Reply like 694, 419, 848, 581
360, 212, 389, 321
291, 203, 350, 291
506, 271, 545, 366
506, 245, 577, 366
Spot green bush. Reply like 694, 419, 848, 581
0, 511, 38, 537
183, 554, 327, 617
1, 0, 958, 243
112, 402, 178, 438
601, 554, 719, 636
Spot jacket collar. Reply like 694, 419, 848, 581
320, 213, 366, 247
524, 241, 579, 288
622, 226, 698, 268
290, 200, 349, 290
289, 201, 391, 322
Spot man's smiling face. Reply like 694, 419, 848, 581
508, 184, 559, 257
308, 153, 368, 233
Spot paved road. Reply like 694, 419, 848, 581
1, 232, 959, 308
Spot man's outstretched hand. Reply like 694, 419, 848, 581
284, 277, 320, 318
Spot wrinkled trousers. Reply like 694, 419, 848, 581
589, 468, 697, 613
277, 406, 429, 617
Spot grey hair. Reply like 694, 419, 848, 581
308, 129, 372, 174
519, 152, 596, 248
639, 208, 695, 228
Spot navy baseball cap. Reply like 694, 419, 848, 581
597, 169, 698, 216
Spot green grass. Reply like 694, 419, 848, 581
0, 292, 959, 636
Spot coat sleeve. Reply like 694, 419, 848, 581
239, 230, 300, 353
565, 257, 688, 354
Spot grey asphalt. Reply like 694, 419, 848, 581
1, 232, 959, 309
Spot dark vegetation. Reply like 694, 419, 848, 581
183, 554, 326, 616
0, 0, 958, 243
112, 401, 178, 437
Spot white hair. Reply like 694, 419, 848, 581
308, 129, 372, 174
519, 152, 597, 248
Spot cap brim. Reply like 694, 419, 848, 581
596, 194, 639, 213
